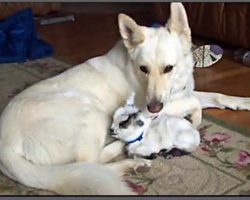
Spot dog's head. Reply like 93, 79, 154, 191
118, 3, 193, 114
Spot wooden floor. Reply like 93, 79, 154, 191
36, 12, 154, 64
195, 52, 250, 130
36, 12, 250, 131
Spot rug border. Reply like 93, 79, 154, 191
203, 112, 250, 138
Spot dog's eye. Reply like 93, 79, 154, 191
140, 66, 148, 74
163, 65, 173, 73
136, 120, 144, 127
119, 117, 131, 129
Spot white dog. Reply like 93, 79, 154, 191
0, 2, 250, 195
110, 93, 200, 158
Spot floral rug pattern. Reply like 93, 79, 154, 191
126, 118, 250, 195
0, 57, 249, 195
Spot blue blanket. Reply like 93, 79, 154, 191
0, 8, 54, 63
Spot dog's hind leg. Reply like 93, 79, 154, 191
193, 91, 250, 110
74, 110, 110, 163
99, 140, 125, 163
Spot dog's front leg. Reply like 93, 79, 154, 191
162, 96, 202, 128
99, 140, 125, 163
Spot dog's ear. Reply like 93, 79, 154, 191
118, 13, 145, 49
167, 3, 191, 55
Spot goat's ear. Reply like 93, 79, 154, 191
126, 92, 135, 106
118, 13, 145, 49
167, 3, 191, 54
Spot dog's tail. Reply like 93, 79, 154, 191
0, 148, 135, 195
193, 91, 250, 110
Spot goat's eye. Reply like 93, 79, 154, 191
119, 117, 131, 129
163, 65, 173, 73
136, 120, 144, 127
140, 66, 148, 74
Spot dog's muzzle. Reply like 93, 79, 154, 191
147, 98, 163, 113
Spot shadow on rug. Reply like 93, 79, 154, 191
0, 57, 249, 195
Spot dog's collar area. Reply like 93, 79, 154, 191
126, 132, 144, 145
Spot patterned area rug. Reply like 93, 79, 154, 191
0, 57, 249, 195
126, 116, 250, 195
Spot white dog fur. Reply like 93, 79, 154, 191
0, 2, 250, 195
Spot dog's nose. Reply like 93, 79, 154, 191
147, 99, 163, 113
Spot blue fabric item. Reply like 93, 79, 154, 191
0, 8, 54, 63
126, 132, 144, 145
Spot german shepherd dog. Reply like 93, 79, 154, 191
0, 3, 249, 195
